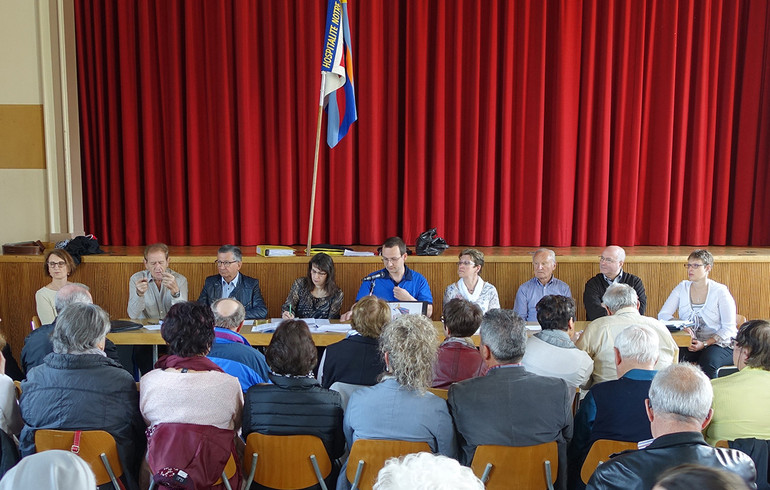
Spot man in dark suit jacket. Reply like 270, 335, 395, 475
198, 245, 267, 319
22, 284, 120, 375
583, 246, 647, 321
448, 309, 573, 489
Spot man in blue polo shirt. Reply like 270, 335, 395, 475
342, 237, 433, 320
207, 298, 270, 391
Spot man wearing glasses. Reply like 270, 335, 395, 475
583, 245, 647, 321
343, 236, 433, 320
198, 244, 267, 319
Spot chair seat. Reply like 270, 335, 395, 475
346, 439, 432, 490
470, 442, 558, 490
580, 439, 638, 484
34, 429, 123, 488
243, 432, 333, 490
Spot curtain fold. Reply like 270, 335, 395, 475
74, 0, 770, 247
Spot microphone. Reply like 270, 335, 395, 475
362, 271, 388, 282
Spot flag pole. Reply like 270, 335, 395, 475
307, 75, 327, 256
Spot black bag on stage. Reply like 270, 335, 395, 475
415, 228, 449, 256
64, 234, 104, 265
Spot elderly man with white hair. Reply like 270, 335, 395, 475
583, 246, 647, 321
586, 363, 756, 490
577, 283, 678, 387
373, 452, 484, 490
513, 248, 572, 321
569, 325, 661, 488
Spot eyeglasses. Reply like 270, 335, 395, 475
598, 256, 617, 264
457, 261, 476, 267
47, 261, 67, 268
381, 256, 402, 265
683, 263, 704, 269
310, 269, 328, 276
215, 260, 238, 267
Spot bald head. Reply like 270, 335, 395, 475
54, 284, 93, 314
600, 245, 626, 279
211, 298, 246, 331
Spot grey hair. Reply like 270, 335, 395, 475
54, 284, 93, 314
211, 298, 246, 330
649, 363, 713, 423
51, 303, 111, 354
533, 248, 556, 264
602, 283, 638, 313
373, 452, 484, 490
614, 324, 659, 364
379, 315, 438, 392
218, 244, 242, 262
479, 309, 527, 363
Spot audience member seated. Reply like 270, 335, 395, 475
282, 252, 344, 319
653, 464, 752, 490
20, 303, 145, 490
0, 335, 21, 440
318, 296, 389, 389
443, 248, 500, 314
198, 244, 267, 319
448, 309, 573, 489
140, 301, 243, 431
0, 319, 23, 381
577, 283, 678, 387
569, 325, 660, 489
373, 452, 484, 490
513, 248, 571, 321
522, 295, 593, 389
586, 364, 756, 490
207, 298, 271, 391
35, 249, 85, 325
22, 284, 120, 375
127, 243, 188, 319
584, 246, 647, 321
342, 237, 433, 320
0, 450, 96, 490
706, 319, 770, 445
658, 249, 737, 378
243, 320, 344, 489
340, 315, 457, 489
432, 298, 486, 389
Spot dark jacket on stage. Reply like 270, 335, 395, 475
198, 273, 267, 319
583, 272, 647, 321
587, 431, 757, 490
21, 321, 121, 376
19, 352, 146, 490
243, 374, 344, 490
320, 335, 384, 389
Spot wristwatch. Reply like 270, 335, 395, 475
171, 290, 181, 298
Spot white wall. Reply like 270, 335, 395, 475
0, 0, 48, 246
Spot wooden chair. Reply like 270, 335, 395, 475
31, 316, 41, 331
580, 439, 638, 484
427, 387, 448, 400
243, 433, 332, 490
35, 429, 124, 490
715, 440, 730, 448
13, 380, 21, 400
716, 365, 739, 378
345, 439, 432, 490
470, 442, 558, 490
736, 314, 748, 326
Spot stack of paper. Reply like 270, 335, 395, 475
343, 250, 375, 256
256, 245, 295, 257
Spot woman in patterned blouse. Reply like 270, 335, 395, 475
281, 253, 344, 319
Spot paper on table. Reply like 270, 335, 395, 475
315, 323, 353, 333
525, 322, 541, 331
144, 324, 162, 331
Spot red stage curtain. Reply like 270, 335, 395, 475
74, 0, 770, 247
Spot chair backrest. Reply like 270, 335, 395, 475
345, 439, 432, 490
31, 316, 41, 331
329, 382, 366, 410
243, 432, 332, 490
13, 381, 21, 400
427, 388, 448, 400
716, 366, 739, 378
34, 429, 123, 487
736, 314, 747, 326
715, 440, 730, 448
580, 439, 638, 484
470, 442, 558, 490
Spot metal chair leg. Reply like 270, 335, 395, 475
350, 460, 365, 490
544, 460, 554, 490
99, 452, 121, 490
310, 454, 328, 490
244, 453, 258, 488
480, 462, 493, 483
221, 470, 232, 490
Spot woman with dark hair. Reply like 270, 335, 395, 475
140, 301, 243, 431
35, 249, 85, 324
282, 253, 344, 319
658, 249, 737, 378
243, 320, 344, 489
706, 319, 770, 445
318, 295, 390, 388
432, 298, 486, 388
